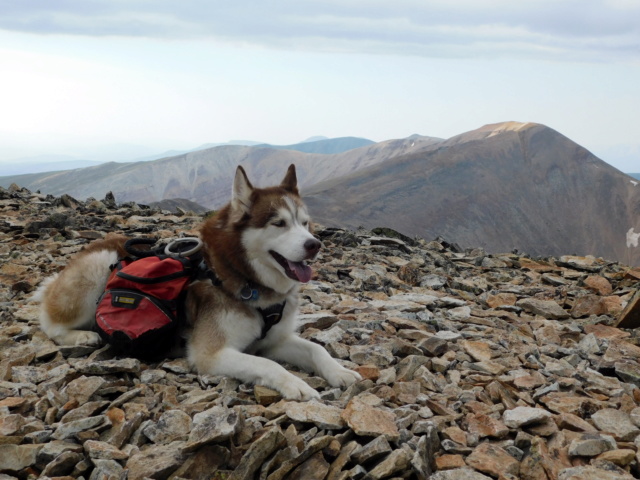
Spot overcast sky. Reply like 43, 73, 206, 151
1, 0, 639, 171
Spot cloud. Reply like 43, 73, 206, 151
0, 1, 639, 62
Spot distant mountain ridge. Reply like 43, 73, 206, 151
0, 137, 376, 176
304, 122, 640, 266
0, 156, 104, 176
0, 135, 441, 209
255, 137, 375, 154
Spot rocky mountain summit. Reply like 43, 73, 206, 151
305, 122, 640, 267
2, 184, 640, 479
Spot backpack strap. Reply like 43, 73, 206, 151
124, 237, 164, 258
197, 260, 222, 286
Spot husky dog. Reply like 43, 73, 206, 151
34, 165, 361, 400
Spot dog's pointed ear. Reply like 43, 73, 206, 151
231, 166, 253, 216
280, 164, 299, 194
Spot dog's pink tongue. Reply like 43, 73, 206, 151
288, 260, 313, 283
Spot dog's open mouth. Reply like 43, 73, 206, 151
270, 251, 312, 283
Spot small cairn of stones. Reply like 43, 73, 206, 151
2, 183, 640, 480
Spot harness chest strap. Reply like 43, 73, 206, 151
257, 301, 287, 339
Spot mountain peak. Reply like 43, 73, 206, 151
481, 121, 539, 135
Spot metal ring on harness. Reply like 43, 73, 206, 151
165, 237, 203, 258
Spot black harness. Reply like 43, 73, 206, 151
198, 261, 286, 340
256, 302, 287, 339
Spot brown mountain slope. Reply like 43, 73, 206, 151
304, 122, 640, 266
0, 136, 442, 209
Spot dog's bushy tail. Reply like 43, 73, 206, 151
30, 274, 58, 303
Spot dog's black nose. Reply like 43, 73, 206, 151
304, 238, 321, 257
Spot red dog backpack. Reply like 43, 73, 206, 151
95, 237, 202, 359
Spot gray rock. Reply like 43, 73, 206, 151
420, 274, 447, 289
349, 344, 395, 367
63, 375, 106, 403
59, 400, 110, 424
448, 305, 471, 320
435, 330, 463, 341
285, 401, 345, 429
83, 439, 128, 460
578, 333, 601, 356
0, 444, 43, 471
89, 459, 127, 480
286, 450, 330, 480
590, 408, 640, 441
437, 297, 467, 308
266, 435, 333, 480
411, 424, 439, 478
429, 467, 493, 480
229, 426, 285, 480
36, 439, 83, 465
108, 387, 143, 408
74, 358, 141, 375
101, 411, 146, 449
162, 358, 191, 374
351, 435, 392, 463
125, 441, 187, 480
503, 406, 553, 428
342, 394, 400, 441
140, 368, 167, 383
367, 448, 411, 480
309, 325, 346, 345
516, 298, 570, 319
143, 409, 192, 444
559, 465, 636, 480
186, 406, 241, 450
544, 358, 576, 377
614, 360, 640, 387
418, 336, 449, 356
40, 451, 83, 477
557, 255, 602, 272
568, 433, 617, 456
52, 414, 107, 440
346, 464, 368, 479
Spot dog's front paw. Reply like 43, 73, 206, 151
70, 331, 102, 346
278, 377, 321, 402
324, 366, 362, 388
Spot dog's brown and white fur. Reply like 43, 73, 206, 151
34, 165, 361, 400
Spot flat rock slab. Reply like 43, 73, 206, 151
430, 468, 494, 480
590, 408, 640, 441
516, 298, 570, 319
0, 444, 43, 471
341, 395, 400, 441
125, 441, 188, 480
567, 433, 617, 457
559, 465, 636, 480
503, 406, 552, 428
186, 406, 241, 450
466, 442, 520, 479
285, 401, 345, 430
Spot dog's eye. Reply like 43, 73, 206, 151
302, 220, 309, 227
273, 220, 286, 228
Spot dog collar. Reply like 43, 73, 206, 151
199, 261, 260, 300
240, 285, 260, 301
